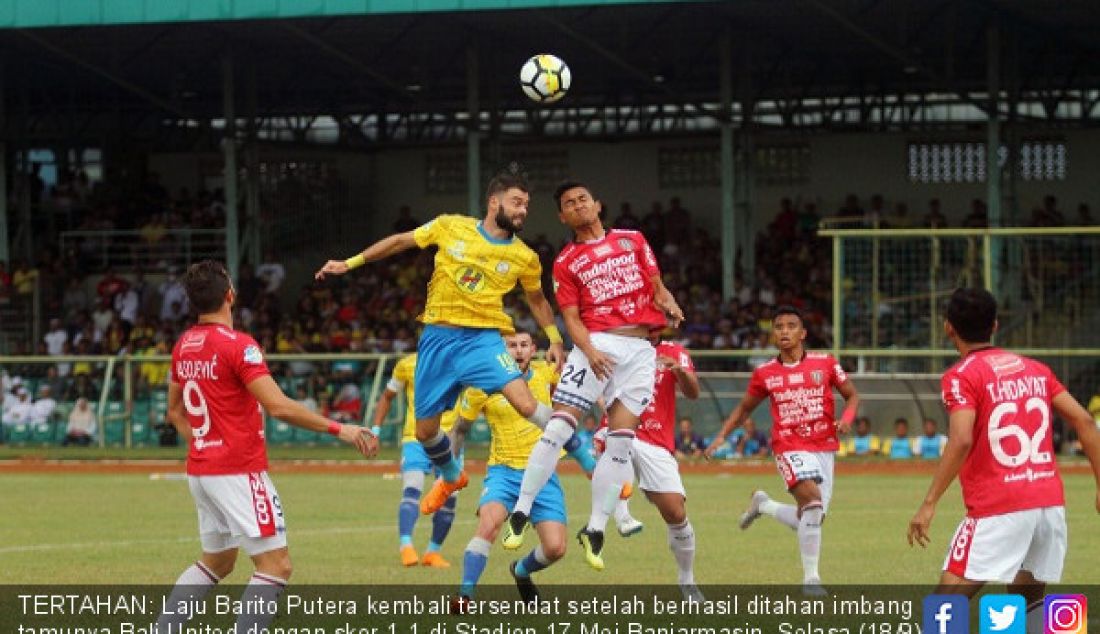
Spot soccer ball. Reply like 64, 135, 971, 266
519, 54, 571, 104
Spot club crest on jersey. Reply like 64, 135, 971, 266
811, 370, 824, 385
617, 238, 634, 251
243, 345, 263, 365
986, 353, 1026, 378
455, 266, 486, 293
180, 332, 207, 353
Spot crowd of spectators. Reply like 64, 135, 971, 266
3, 188, 1096, 447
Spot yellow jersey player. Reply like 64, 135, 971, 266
449, 330, 581, 608
371, 353, 461, 568
316, 167, 589, 513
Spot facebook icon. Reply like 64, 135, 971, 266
924, 595, 970, 634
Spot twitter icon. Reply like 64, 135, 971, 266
981, 594, 1027, 634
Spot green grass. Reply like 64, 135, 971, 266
2, 470, 1099, 586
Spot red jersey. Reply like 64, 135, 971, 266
170, 323, 271, 476
635, 342, 694, 453
941, 347, 1066, 517
746, 352, 848, 454
553, 229, 666, 332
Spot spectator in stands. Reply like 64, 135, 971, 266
62, 398, 96, 446
63, 373, 98, 402
92, 297, 115, 335
295, 386, 319, 414
12, 259, 38, 296
888, 202, 912, 228
731, 418, 769, 458
844, 416, 881, 456
884, 417, 914, 459
915, 418, 946, 459
44, 318, 68, 356
2, 379, 22, 420
30, 385, 57, 425
1077, 203, 1094, 226
963, 199, 988, 228
665, 196, 692, 248
923, 199, 947, 228
865, 194, 886, 226
643, 201, 666, 250
96, 268, 129, 304
5, 387, 32, 424
236, 263, 263, 309
43, 366, 67, 399
331, 383, 362, 422
113, 284, 139, 325
675, 417, 705, 459
771, 198, 798, 242
158, 268, 188, 323
613, 202, 641, 230
747, 331, 773, 368
257, 249, 286, 294
837, 193, 863, 218
61, 278, 90, 322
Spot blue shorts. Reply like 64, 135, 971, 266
413, 324, 522, 419
400, 441, 434, 474
479, 465, 567, 525
401, 441, 464, 475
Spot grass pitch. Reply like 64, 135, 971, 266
3, 467, 1099, 586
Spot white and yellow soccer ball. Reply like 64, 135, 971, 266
519, 54, 571, 104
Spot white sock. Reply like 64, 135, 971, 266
798, 503, 824, 583
613, 500, 634, 527
234, 572, 287, 634
667, 519, 696, 585
156, 562, 220, 634
760, 499, 800, 530
525, 403, 553, 430
586, 430, 635, 532
514, 413, 575, 515
1025, 600, 1043, 634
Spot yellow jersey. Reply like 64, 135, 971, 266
389, 354, 456, 443
413, 214, 542, 333
456, 360, 558, 469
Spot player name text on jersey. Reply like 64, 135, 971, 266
985, 375, 1050, 404
174, 357, 220, 381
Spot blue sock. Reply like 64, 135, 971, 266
514, 546, 550, 578
460, 537, 491, 597
398, 487, 420, 546
423, 433, 461, 482
430, 495, 457, 549
565, 434, 597, 473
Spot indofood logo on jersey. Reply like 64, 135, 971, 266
455, 266, 486, 293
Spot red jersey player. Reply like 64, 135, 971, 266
908, 288, 1100, 624
155, 260, 376, 634
503, 180, 684, 572
705, 305, 860, 591
594, 334, 702, 600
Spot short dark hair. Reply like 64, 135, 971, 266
485, 164, 529, 203
772, 304, 803, 324
553, 180, 593, 209
183, 259, 232, 315
946, 287, 996, 343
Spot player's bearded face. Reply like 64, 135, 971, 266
494, 189, 529, 235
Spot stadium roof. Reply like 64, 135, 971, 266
1, 0, 1097, 145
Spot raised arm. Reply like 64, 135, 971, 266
247, 375, 378, 457
704, 392, 765, 458
315, 231, 419, 280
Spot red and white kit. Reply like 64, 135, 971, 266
940, 348, 1067, 582
746, 352, 850, 509
598, 342, 695, 496
170, 323, 286, 555
552, 229, 665, 416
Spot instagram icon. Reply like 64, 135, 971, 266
1045, 595, 1087, 634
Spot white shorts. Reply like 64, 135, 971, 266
188, 472, 287, 556
943, 506, 1066, 583
553, 332, 656, 417
633, 439, 685, 497
775, 451, 835, 512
